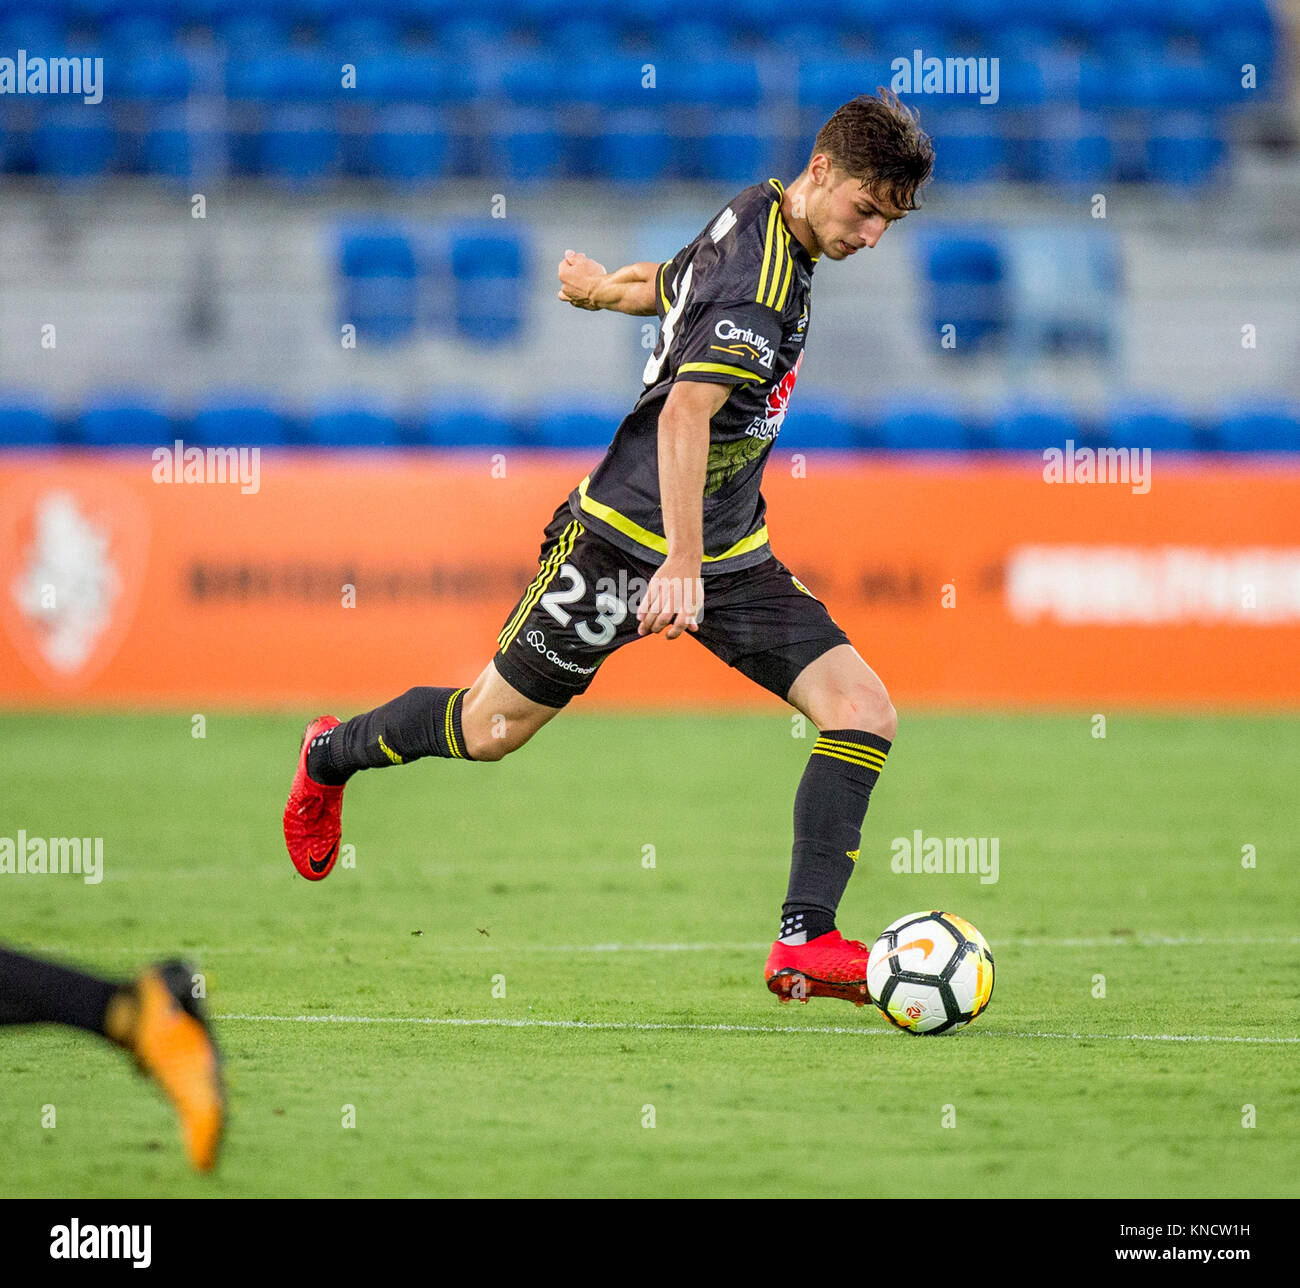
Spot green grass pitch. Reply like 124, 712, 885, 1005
1, 709, 1296, 1198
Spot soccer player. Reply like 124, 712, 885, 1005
0, 946, 224, 1170
285, 91, 934, 1005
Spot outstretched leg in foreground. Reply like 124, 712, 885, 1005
0, 946, 224, 1170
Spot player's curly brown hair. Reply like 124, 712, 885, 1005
812, 89, 935, 211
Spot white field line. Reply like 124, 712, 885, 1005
214, 1013, 1300, 1045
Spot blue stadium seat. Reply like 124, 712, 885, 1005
418, 399, 515, 448
368, 106, 450, 184
486, 107, 567, 182
324, 16, 402, 53
1028, 110, 1114, 188
712, 0, 786, 35
1207, 21, 1278, 99
773, 395, 859, 450
78, 397, 174, 447
281, 0, 354, 25
1152, 57, 1226, 111
878, 402, 972, 452
1215, 404, 1300, 452
990, 405, 1082, 450
1055, 0, 1120, 37
923, 109, 1008, 184
1104, 400, 1199, 452
338, 224, 419, 346
499, 55, 563, 107
1145, 114, 1225, 189
593, 110, 674, 187
876, 400, 971, 451
351, 52, 466, 107
103, 16, 175, 49
657, 16, 730, 54
306, 403, 402, 447
533, 402, 619, 449
1079, 55, 1162, 111
764, 18, 838, 56
569, 55, 657, 110
227, 51, 340, 104
0, 397, 57, 447
140, 104, 193, 178
436, 16, 511, 52
257, 104, 341, 187
32, 108, 116, 180
551, 18, 621, 60
190, 397, 290, 448
448, 224, 527, 344
667, 58, 763, 109
0, 17, 62, 57
695, 112, 776, 185
871, 23, 955, 61
798, 58, 894, 118
990, 58, 1049, 109
612, 0, 699, 32
118, 44, 193, 102
213, 14, 294, 53
918, 232, 1006, 354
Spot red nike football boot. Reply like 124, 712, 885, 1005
283, 716, 345, 881
765, 929, 870, 1005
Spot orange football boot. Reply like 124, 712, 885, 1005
116, 962, 225, 1171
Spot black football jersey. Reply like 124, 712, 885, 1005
566, 177, 816, 574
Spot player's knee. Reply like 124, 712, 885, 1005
463, 727, 514, 762
462, 717, 543, 762
830, 684, 897, 741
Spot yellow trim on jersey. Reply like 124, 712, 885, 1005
657, 261, 670, 314
444, 687, 468, 760
767, 177, 784, 198
575, 476, 769, 563
679, 361, 763, 381
756, 199, 780, 307
774, 225, 795, 311
497, 520, 581, 650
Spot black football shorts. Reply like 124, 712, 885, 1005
492, 500, 851, 709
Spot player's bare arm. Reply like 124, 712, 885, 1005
637, 379, 727, 640
556, 250, 660, 315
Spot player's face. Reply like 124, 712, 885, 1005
810, 170, 907, 260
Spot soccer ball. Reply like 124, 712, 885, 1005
866, 910, 994, 1035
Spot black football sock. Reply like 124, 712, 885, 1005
779, 729, 891, 944
0, 946, 120, 1035
307, 685, 473, 784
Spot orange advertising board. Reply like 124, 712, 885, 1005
1, 449, 1298, 710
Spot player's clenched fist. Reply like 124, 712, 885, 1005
557, 249, 607, 310
637, 559, 704, 639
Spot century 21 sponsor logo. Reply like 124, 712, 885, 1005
713, 319, 776, 369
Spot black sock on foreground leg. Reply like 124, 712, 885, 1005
0, 946, 120, 1034
307, 685, 473, 785
778, 729, 891, 944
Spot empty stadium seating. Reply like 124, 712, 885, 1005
2, 392, 1294, 452
0, 1, 1280, 189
